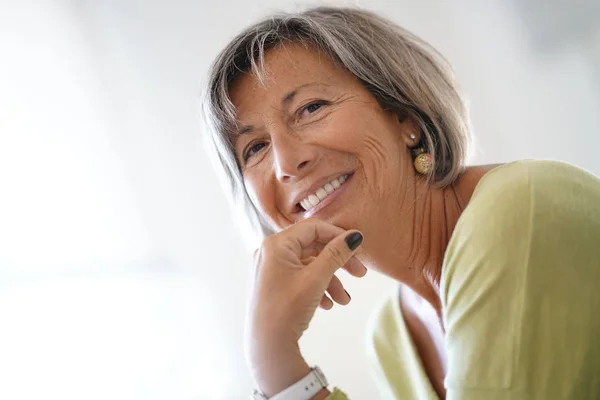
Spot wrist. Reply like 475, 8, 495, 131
250, 344, 311, 397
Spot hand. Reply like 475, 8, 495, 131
245, 218, 366, 396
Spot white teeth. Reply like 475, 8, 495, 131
298, 174, 351, 212
316, 188, 328, 200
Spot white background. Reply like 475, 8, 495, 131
1, 0, 599, 399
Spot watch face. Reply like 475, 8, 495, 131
313, 366, 328, 386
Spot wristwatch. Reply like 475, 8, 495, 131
250, 366, 328, 400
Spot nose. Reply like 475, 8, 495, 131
271, 131, 317, 182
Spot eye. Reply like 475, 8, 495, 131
243, 141, 267, 162
298, 100, 328, 118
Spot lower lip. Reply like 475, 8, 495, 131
303, 173, 353, 218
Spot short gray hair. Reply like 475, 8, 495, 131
202, 6, 472, 246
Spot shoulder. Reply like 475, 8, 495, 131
442, 161, 535, 270
449, 159, 600, 242
442, 158, 600, 307
468, 159, 600, 202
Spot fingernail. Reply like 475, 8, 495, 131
345, 232, 363, 251
345, 290, 351, 300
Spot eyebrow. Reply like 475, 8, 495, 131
281, 82, 324, 105
235, 82, 330, 137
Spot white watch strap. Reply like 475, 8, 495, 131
252, 366, 328, 400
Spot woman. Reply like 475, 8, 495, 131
202, 6, 600, 400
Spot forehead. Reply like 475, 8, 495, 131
229, 43, 354, 117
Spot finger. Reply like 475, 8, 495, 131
305, 244, 367, 277
280, 218, 347, 258
300, 242, 325, 260
342, 256, 368, 278
300, 256, 316, 265
319, 293, 333, 310
326, 274, 351, 306
311, 230, 364, 278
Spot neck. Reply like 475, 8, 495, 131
357, 166, 493, 320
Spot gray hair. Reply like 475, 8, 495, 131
202, 6, 472, 246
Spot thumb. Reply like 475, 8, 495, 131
312, 231, 364, 277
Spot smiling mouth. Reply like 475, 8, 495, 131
296, 173, 353, 213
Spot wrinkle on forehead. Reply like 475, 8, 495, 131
230, 43, 337, 106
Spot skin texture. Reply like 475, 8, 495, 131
230, 43, 497, 399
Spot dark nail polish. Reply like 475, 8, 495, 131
345, 232, 363, 251
345, 290, 351, 300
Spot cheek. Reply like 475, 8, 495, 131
244, 176, 269, 212
354, 121, 408, 200
361, 133, 392, 162
244, 174, 282, 226
330, 104, 397, 154
357, 123, 403, 176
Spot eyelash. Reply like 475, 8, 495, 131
243, 142, 266, 162
242, 100, 328, 162
298, 100, 327, 118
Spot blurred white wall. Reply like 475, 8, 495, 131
0, 0, 598, 399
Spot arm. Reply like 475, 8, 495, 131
246, 219, 363, 399
249, 344, 343, 399
313, 389, 331, 400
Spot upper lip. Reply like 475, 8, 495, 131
289, 171, 353, 214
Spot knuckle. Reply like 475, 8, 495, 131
261, 235, 277, 251
325, 244, 347, 266
254, 233, 286, 268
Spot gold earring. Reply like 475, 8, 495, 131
412, 147, 433, 175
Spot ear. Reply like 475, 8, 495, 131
397, 117, 421, 148
385, 109, 421, 147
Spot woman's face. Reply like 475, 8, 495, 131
230, 43, 418, 235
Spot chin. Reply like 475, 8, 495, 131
317, 210, 359, 231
